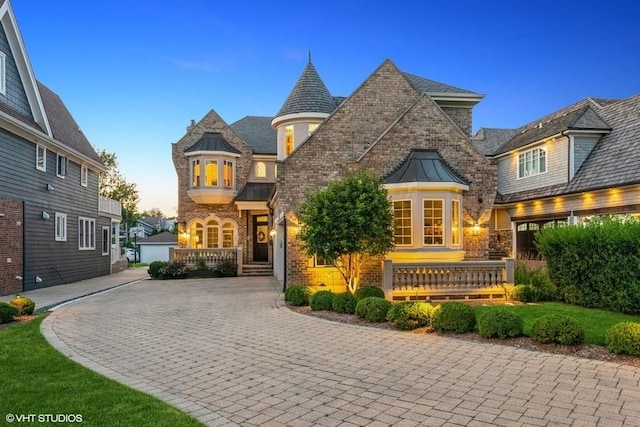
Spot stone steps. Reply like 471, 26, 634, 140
242, 264, 273, 276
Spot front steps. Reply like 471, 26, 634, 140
242, 264, 273, 276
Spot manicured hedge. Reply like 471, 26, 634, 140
536, 217, 640, 314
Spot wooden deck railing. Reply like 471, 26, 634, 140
169, 247, 243, 275
383, 259, 514, 301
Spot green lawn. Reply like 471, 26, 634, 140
0, 317, 203, 427
473, 302, 640, 345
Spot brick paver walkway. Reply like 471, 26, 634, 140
43, 277, 640, 426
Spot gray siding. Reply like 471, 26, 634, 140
0, 23, 32, 119
0, 128, 110, 291
497, 137, 569, 195
573, 136, 599, 178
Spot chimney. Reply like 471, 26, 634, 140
186, 119, 196, 132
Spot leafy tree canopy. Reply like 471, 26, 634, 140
97, 148, 139, 223
298, 169, 394, 293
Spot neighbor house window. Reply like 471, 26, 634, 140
80, 164, 88, 187
518, 147, 547, 178
451, 199, 461, 246
284, 126, 294, 156
223, 161, 234, 188
255, 161, 266, 178
56, 154, 68, 178
36, 144, 46, 171
78, 217, 95, 250
205, 160, 218, 186
55, 213, 67, 242
191, 159, 201, 187
0, 52, 6, 95
102, 227, 110, 255
393, 200, 412, 245
423, 199, 444, 245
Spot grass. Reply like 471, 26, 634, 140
473, 302, 640, 345
0, 317, 203, 427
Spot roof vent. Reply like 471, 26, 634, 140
537, 122, 543, 129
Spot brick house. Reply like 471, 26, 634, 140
0, 0, 122, 296
173, 58, 503, 295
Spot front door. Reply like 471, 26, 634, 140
253, 215, 269, 262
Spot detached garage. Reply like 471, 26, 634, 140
137, 232, 178, 264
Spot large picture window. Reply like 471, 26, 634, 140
423, 200, 444, 246
518, 147, 546, 178
393, 200, 412, 245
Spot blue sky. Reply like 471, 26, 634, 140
12, 0, 640, 216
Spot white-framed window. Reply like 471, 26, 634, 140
205, 160, 218, 186
191, 159, 200, 187
190, 222, 204, 248
222, 222, 235, 248
255, 161, 266, 178
101, 227, 110, 255
55, 213, 67, 242
0, 51, 6, 95
206, 219, 219, 248
284, 125, 294, 156
393, 200, 412, 246
518, 147, 547, 179
78, 217, 95, 250
313, 255, 330, 267
56, 154, 68, 178
223, 160, 234, 188
80, 164, 88, 187
451, 199, 461, 246
423, 199, 444, 246
36, 144, 46, 171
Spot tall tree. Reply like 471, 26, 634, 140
298, 169, 395, 293
97, 149, 139, 225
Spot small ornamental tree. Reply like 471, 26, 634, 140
298, 170, 394, 294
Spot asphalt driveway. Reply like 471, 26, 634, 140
43, 277, 640, 426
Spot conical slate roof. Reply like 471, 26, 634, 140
275, 61, 337, 117
184, 132, 241, 154
385, 150, 468, 185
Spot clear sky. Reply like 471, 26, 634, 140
11, 0, 640, 217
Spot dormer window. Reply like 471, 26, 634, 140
518, 147, 546, 179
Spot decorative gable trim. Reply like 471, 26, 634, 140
0, 1, 51, 137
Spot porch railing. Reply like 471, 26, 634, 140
99, 196, 122, 218
383, 258, 515, 301
169, 247, 243, 275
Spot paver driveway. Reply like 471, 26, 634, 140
43, 277, 640, 426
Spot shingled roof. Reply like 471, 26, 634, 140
229, 116, 276, 155
402, 72, 481, 96
275, 60, 339, 117
385, 150, 468, 186
472, 128, 517, 156
184, 132, 241, 155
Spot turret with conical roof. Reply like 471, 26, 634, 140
272, 58, 340, 160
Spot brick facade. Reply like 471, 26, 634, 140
275, 60, 497, 286
0, 198, 23, 295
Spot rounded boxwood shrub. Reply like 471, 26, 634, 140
531, 314, 584, 345
285, 285, 313, 306
0, 302, 19, 324
355, 297, 392, 322
431, 302, 476, 334
386, 301, 434, 330
148, 261, 166, 279
310, 290, 334, 311
606, 322, 640, 355
332, 292, 357, 314
158, 261, 188, 279
477, 309, 523, 339
9, 295, 35, 315
354, 286, 385, 301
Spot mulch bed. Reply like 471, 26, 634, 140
286, 304, 640, 368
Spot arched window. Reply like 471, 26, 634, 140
206, 220, 219, 248
189, 222, 203, 248
255, 161, 266, 178
222, 222, 236, 248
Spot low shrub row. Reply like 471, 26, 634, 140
0, 296, 36, 324
148, 260, 238, 280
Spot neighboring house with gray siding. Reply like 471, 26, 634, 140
0, 0, 122, 296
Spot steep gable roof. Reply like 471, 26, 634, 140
275, 60, 339, 117
402, 72, 480, 96
229, 116, 276, 155
472, 128, 517, 156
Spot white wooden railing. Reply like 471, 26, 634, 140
99, 196, 122, 218
383, 258, 514, 301
169, 247, 243, 275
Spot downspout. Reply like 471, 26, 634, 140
282, 218, 287, 292
563, 130, 572, 182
